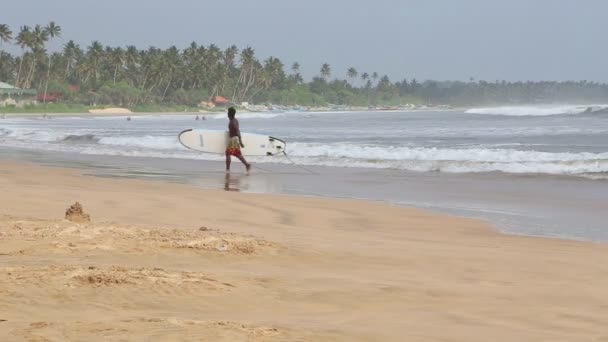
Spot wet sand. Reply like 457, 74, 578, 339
2, 147, 607, 242
1, 161, 607, 341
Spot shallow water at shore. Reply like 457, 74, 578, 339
1, 109, 607, 178
1, 108, 607, 241
2, 147, 607, 242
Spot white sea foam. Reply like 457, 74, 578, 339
207, 112, 285, 120
466, 105, 608, 116
5, 128, 71, 142
288, 142, 606, 162
2, 136, 606, 176
98, 135, 180, 150
283, 143, 608, 175
1, 110, 606, 178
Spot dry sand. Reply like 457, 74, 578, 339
0, 162, 607, 341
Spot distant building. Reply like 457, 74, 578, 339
213, 95, 231, 107
37, 92, 62, 103
0, 82, 37, 107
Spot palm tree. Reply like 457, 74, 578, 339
124, 45, 139, 86
28, 25, 48, 52
22, 25, 49, 88
110, 47, 125, 84
287, 62, 302, 85
372, 72, 379, 84
220, 45, 238, 93
360, 72, 370, 102
347, 67, 358, 85
160, 46, 181, 101
63, 40, 79, 79
291, 62, 300, 74
320, 63, 331, 80
15, 26, 32, 87
0, 24, 12, 50
0, 24, 12, 82
361, 72, 369, 82
234, 46, 257, 101
180, 42, 197, 89
377, 75, 391, 92
45, 21, 61, 39
86, 41, 104, 85
43, 22, 61, 103
292, 73, 303, 85
263, 56, 285, 89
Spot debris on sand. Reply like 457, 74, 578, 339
65, 202, 91, 222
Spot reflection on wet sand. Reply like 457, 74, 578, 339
224, 172, 240, 192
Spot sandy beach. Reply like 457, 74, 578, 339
1, 161, 607, 341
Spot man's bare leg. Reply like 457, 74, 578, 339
236, 155, 251, 173
225, 152, 231, 172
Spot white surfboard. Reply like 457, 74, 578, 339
178, 129, 286, 156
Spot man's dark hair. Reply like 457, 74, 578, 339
228, 107, 236, 118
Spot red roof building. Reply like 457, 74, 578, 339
213, 96, 231, 106
37, 92, 62, 102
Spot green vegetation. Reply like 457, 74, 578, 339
1, 22, 608, 111
0, 103, 90, 113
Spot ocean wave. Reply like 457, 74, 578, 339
4, 128, 71, 142
287, 143, 608, 163
207, 113, 284, 120
282, 143, 608, 176
465, 105, 608, 116
2, 128, 103, 143
61, 134, 100, 143
97, 135, 181, 150
77, 146, 608, 177
2, 137, 607, 177
282, 157, 608, 176
579, 173, 608, 180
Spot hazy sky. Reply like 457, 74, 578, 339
2, 0, 606, 82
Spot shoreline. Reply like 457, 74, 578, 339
1, 161, 607, 340
0, 107, 465, 117
1, 145, 607, 243
1, 158, 601, 244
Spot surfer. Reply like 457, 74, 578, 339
226, 107, 251, 173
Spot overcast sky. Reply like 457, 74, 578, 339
2, 0, 606, 82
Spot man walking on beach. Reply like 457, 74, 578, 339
226, 107, 251, 173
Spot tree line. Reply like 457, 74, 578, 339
2, 22, 608, 108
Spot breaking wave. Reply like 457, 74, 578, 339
284, 143, 608, 176
206, 113, 284, 120
1, 113, 606, 179
97, 135, 180, 150
466, 105, 608, 116
61, 134, 100, 143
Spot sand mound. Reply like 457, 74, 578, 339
88, 107, 132, 114
65, 202, 90, 222
0, 217, 280, 255
15, 319, 285, 341
1, 265, 230, 290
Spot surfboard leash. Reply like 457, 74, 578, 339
281, 151, 317, 175
251, 164, 275, 173
250, 154, 316, 174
